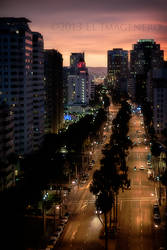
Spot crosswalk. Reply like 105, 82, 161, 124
118, 197, 156, 201
68, 195, 157, 204
69, 199, 96, 204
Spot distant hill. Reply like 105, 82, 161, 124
88, 67, 107, 76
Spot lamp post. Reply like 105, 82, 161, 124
42, 191, 48, 234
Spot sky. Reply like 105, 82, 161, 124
1, 0, 167, 66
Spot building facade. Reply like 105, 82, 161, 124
130, 39, 164, 101
0, 101, 15, 190
147, 64, 167, 139
44, 49, 64, 134
107, 49, 128, 91
0, 18, 45, 155
130, 39, 164, 75
70, 52, 84, 70
67, 53, 90, 108
32, 32, 45, 150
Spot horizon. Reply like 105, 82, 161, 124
1, 0, 167, 66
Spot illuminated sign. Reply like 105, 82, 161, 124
64, 114, 72, 120
77, 62, 85, 68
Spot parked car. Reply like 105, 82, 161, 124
46, 239, 56, 249
80, 179, 86, 184
52, 231, 61, 238
58, 222, 65, 228
139, 165, 145, 170
147, 161, 151, 166
55, 226, 63, 236
60, 216, 68, 224
153, 204, 160, 214
50, 233, 60, 242
64, 212, 70, 218
154, 213, 161, 221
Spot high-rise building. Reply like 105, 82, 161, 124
32, 32, 45, 150
44, 49, 64, 133
130, 39, 164, 75
70, 52, 84, 70
63, 66, 71, 107
67, 54, 90, 106
130, 39, 164, 101
107, 49, 128, 91
0, 100, 15, 190
147, 63, 167, 139
0, 17, 45, 154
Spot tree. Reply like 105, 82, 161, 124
90, 168, 115, 250
161, 169, 167, 201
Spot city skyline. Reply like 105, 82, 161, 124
1, 0, 167, 65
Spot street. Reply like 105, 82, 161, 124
55, 103, 119, 250
55, 105, 166, 250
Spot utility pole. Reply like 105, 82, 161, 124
43, 201, 46, 234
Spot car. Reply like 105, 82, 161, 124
46, 239, 56, 249
63, 212, 70, 220
139, 165, 145, 170
154, 213, 161, 221
153, 204, 159, 209
55, 226, 63, 235
50, 233, 59, 242
52, 230, 61, 238
153, 204, 160, 214
88, 166, 92, 170
147, 162, 151, 167
95, 209, 102, 215
58, 222, 65, 228
52, 231, 61, 237
82, 174, 89, 180
60, 216, 68, 224
80, 179, 86, 184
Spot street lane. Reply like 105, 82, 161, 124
116, 110, 162, 250
56, 104, 119, 250
55, 105, 165, 250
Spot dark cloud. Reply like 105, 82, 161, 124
1, 0, 167, 15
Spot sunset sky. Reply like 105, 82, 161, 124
1, 0, 167, 66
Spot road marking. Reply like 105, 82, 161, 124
70, 199, 95, 204
81, 202, 88, 210
71, 231, 76, 240
118, 197, 156, 201
120, 200, 122, 211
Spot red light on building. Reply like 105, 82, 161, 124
77, 62, 85, 68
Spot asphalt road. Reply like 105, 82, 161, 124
116, 111, 165, 250
55, 106, 165, 250
56, 103, 119, 250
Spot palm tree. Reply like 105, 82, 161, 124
90, 168, 114, 250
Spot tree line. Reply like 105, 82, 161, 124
90, 100, 132, 250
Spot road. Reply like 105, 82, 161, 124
55, 105, 166, 250
56, 103, 119, 250
116, 111, 165, 250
